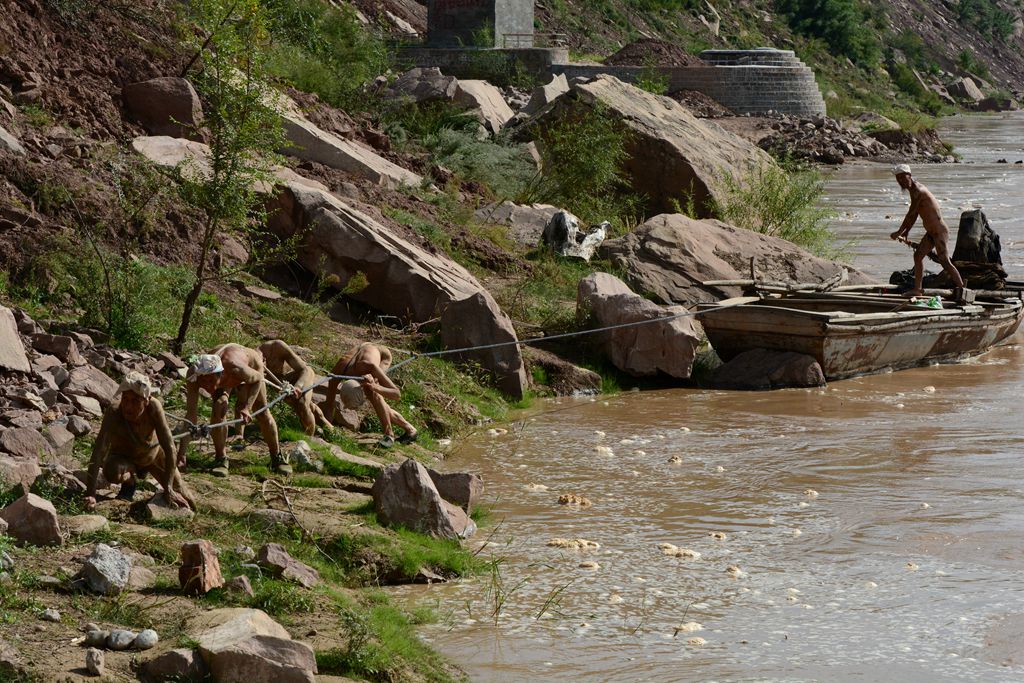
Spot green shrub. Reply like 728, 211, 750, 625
776, 0, 881, 67
956, 0, 1014, 41
957, 48, 991, 79
519, 105, 642, 229
263, 0, 388, 110
708, 161, 840, 257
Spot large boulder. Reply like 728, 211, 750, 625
439, 291, 528, 400
130, 135, 526, 397
453, 80, 515, 135
426, 469, 483, 513
0, 456, 42, 493
268, 179, 528, 399
0, 493, 62, 546
520, 73, 570, 117
577, 273, 701, 379
0, 306, 30, 373
30, 333, 83, 365
372, 459, 476, 539
947, 76, 984, 103
600, 213, 872, 307
275, 95, 422, 188
64, 365, 120, 406
122, 77, 204, 139
521, 74, 777, 216
192, 608, 317, 683
383, 67, 458, 106
476, 201, 562, 248
0, 427, 54, 460
712, 349, 826, 390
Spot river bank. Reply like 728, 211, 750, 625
398, 112, 1024, 682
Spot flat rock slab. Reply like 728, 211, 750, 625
257, 543, 320, 588
0, 306, 30, 373
193, 608, 317, 683
62, 514, 109, 536
0, 427, 55, 460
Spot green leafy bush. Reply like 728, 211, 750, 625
776, 0, 881, 67
708, 162, 840, 257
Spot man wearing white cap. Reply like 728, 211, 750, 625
324, 343, 417, 449
178, 343, 288, 476
890, 164, 965, 296
84, 372, 195, 511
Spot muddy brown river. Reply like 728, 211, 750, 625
394, 114, 1024, 682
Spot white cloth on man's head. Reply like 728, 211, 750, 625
892, 164, 912, 176
339, 379, 366, 409
187, 353, 224, 382
117, 371, 155, 400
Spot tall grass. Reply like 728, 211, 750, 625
709, 162, 840, 257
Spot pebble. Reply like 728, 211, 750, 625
920, 502, 931, 509
726, 565, 745, 578
709, 531, 727, 541
558, 494, 593, 507
923, 386, 936, 393
687, 637, 706, 646
486, 428, 508, 437
679, 427, 691, 433
657, 543, 679, 554
234, 545, 256, 561
525, 483, 549, 492
437, 438, 452, 447
896, 403, 905, 409
864, 581, 878, 589
906, 562, 919, 571
635, 450, 646, 456
578, 561, 600, 570
107, 629, 137, 651
547, 538, 600, 550
594, 446, 614, 456
787, 588, 801, 595
86, 648, 104, 676
676, 621, 703, 633
668, 455, 683, 464
41, 608, 60, 622
804, 489, 819, 498
790, 529, 802, 537
674, 548, 702, 560
133, 629, 159, 650
714, 466, 725, 473
608, 594, 624, 604
594, 431, 606, 439
0, 552, 12, 571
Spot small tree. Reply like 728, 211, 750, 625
172, 0, 285, 354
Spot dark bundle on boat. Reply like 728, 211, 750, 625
890, 209, 1007, 290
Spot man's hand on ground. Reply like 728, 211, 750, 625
84, 495, 97, 511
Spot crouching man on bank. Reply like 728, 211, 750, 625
84, 372, 195, 511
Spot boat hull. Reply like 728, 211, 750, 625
699, 295, 1024, 380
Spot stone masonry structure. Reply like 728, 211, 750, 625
427, 0, 534, 48
554, 49, 826, 117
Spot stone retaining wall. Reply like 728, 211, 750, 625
553, 49, 826, 117
401, 47, 826, 117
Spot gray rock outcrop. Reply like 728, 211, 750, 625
122, 77, 204, 139
520, 74, 777, 216
599, 213, 872, 307
476, 201, 562, 248
453, 79, 515, 135
372, 459, 477, 539
0, 306, 30, 373
712, 349, 826, 390
577, 272, 702, 379
77, 543, 132, 594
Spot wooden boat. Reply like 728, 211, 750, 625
696, 285, 1024, 380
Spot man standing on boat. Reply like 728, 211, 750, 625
890, 164, 965, 296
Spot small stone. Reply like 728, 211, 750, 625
578, 561, 600, 570
133, 629, 159, 650
0, 552, 12, 571
65, 415, 92, 437
85, 647, 104, 676
234, 545, 255, 561
179, 540, 224, 595
83, 623, 100, 633
40, 608, 60, 622
107, 629, 137, 650
84, 629, 109, 647
225, 575, 255, 597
